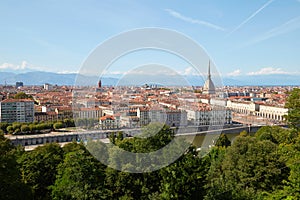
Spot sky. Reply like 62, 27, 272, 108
0, 0, 300, 78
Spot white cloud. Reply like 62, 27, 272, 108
126, 68, 178, 76
181, 66, 199, 76
183, 67, 193, 75
247, 67, 290, 75
227, 69, 241, 76
57, 70, 79, 74
0, 60, 30, 70
108, 71, 126, 75
165, 9, 225, 31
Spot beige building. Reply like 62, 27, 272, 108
73, 107, 102, 119
99, 114, 120, 129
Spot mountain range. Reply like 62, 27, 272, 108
0, 71, 299, 86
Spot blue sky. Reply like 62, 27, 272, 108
0, 0, 300, 77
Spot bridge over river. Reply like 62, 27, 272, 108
6, 125, 263, 151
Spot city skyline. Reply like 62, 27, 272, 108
0, 0, 300, 80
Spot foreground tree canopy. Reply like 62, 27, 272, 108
1, 121, 300, 199
285, 88, 300, 131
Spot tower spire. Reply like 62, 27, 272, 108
208, 60, 211, 78
203, 59, 215, 95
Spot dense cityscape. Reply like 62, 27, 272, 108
1, 64, 300, 199
1, 1, 300, 199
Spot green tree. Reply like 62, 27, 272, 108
159, 146, 207, 200
255, 126, 297, 144
215, 133, 231, 147
6, 125, 14, 134
50, 150, 107, 200
18, 143, 64, 200
285, 88, 300, 130
14, 92, 31, 99
0, 122, 9, 133
63, 141, 86, 154
267, 137, 300, 199
63, 118, 75, 127
0, 134, 32, 199
53, 122, 64, 130
12, 122, 21, 130
205, 136, 288, 200
21, 124, 30, 133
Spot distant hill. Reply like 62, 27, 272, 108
0, 71, 299, 86
0, 71, 118, 86
222, 75, 300, 86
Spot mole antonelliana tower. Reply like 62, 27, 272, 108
203, 60, 216, 95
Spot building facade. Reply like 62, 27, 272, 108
186, 108, 232, 126
0, 99, 35, 123
257, 104, 288, 121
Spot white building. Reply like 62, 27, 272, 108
43, 83, 53, 91
226, 101, 259, 115
137, 107, 188, 127
257, 104, 288, 121
0, 99, 35, 123
226, 100, 288, 122
186, 107, 232, 126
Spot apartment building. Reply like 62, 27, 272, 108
0, 99, 35, 123
185, 107, 232, 126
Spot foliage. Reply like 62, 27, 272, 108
0, 119, 74, 135
53, 122, 64, 130
285, 88, 300, 130
18, 143, 64, 200
2, 122, 300, 199
0, 134, 32, 199
205, 135, 289, 199
158, 146, 207, 200
50, 150, 107, 200
215, 133, 231, 147
14, 92, 32, 99
20, 124, 30, 133
255, 126, 297, 144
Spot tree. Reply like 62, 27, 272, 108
53, 122, 64, 130
63, 141, 86, 154
267, 137, 300, 199
215, 133, 231, 147
18, 143, 64, 200
255, 126, 297, 144
14, 92, 31, 99
6, 125, 14, 134
205, 136, 288, 199
0, 134, 32, 199
50, 150, 107, 200
63, 118, 75, 127
12, 122, 21, 130
285, 88, 300, 130
21, 125, 30, 133
0, 122, 9, 133
159, 146, 207, 200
